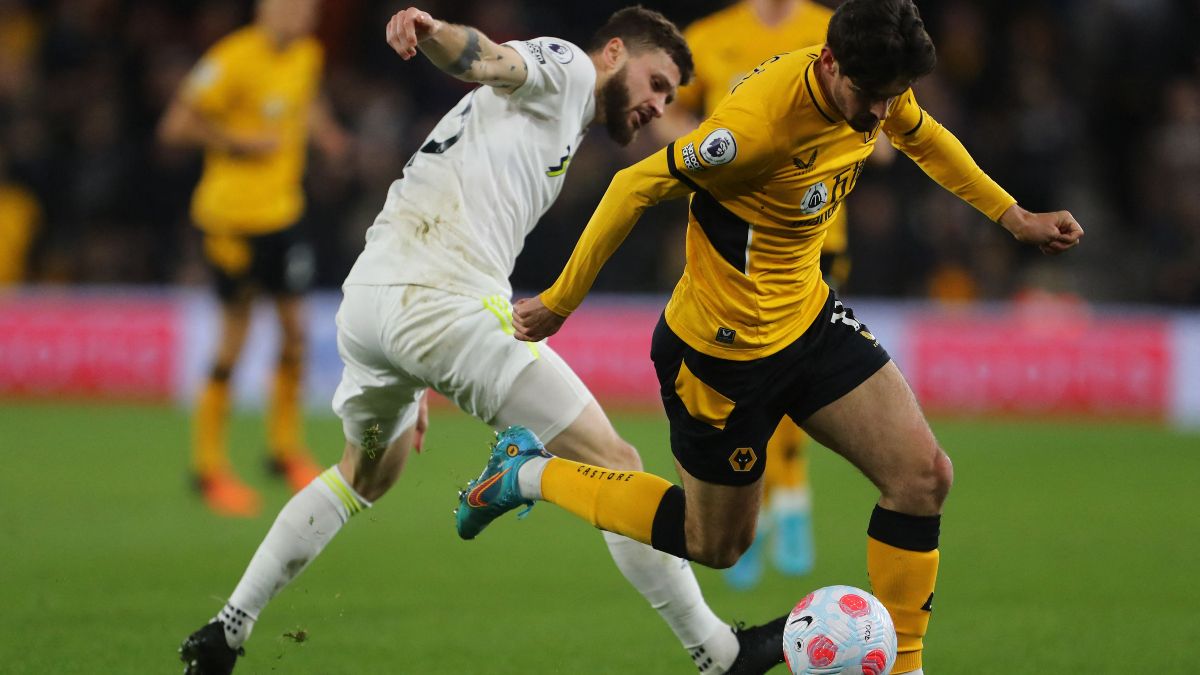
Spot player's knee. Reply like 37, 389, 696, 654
902, 445, 952, 513
278, 348, 304, 371
280, 332, 306, 359
341, 460, 397, 502
606, 438, 643, 472
931, 448, 953, 506
338, 441, 405, 502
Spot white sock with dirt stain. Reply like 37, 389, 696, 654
218, 466, 370, 648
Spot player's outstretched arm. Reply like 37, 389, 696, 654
385, 7, 527, 91
998, 204, 1084, 255
513, 148, 694, 343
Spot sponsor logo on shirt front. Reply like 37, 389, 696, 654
545, 41, 574, 64
799, 182, 828, 215
682, 143, 704, 172
699, 129, 737, 166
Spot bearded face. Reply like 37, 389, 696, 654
599, 65, 636, 147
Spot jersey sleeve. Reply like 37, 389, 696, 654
503, 37, 594, 119
664, 77, 784, 194
884, 89, 1016, 221
182, 39, 239, 117
540, 147, 693, 317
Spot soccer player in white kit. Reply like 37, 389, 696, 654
180, 7, 785, 675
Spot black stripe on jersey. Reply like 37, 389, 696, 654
690, 190, 750, 275
804, 63, 837, 124
666, 141, 701, 192
903, 109, 925, 136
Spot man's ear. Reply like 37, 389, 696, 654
819, 46, 837, 76
603, 37, 627, 69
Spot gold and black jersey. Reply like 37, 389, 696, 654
542, 47, 1016, 360
676, 2, 855, 258
183, 26, 323, 235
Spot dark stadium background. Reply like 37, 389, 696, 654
2, 0, 1198, 304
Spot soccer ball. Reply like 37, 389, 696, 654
782, 585, 897, 675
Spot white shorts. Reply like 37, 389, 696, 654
332, 284, 593, 448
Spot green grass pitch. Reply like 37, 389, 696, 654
1, 402, 1197, 673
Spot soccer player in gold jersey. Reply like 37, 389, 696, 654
666, 0, 842, 589
462, 0, 1083, 672
159, 0, 349, 517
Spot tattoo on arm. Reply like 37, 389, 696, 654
447, 27, 482, 76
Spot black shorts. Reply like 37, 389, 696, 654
201, 227, 314, 303
650, 288, 890, 486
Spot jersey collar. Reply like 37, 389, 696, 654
803, 60, 840, 126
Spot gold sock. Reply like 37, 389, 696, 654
267, 359, 303, 457
193, 378, 231, 477
867, 507, 941, 674
540, 457, 681, 551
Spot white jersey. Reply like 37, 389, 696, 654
344, 37, 597, 298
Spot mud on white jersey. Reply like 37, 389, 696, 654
344, 37, 597, 297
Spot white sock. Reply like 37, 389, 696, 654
516, 455, 550, 500
217, 466, 370, 648
602, 531, 737, 672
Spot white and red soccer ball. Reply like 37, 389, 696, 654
782, 585, 897, 675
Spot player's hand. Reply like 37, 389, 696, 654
413, 390, 430, 453
386, 7, 442, 60
999, 204, 1084, 255
513, 296, 567, 342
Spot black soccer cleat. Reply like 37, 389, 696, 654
179, 621, 243, 675
725, 615, 787, 674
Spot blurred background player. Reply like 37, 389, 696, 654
661, 0, 842, 589
0, 147, 40, 285
158, 0, 350, 517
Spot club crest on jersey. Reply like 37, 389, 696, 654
799, 182, 828, 215
682, 143, 704, 172
545, 42, 574, 64
699, 129, 737, 166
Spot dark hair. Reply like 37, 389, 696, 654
588, 6, 694, 86
826, 0, 937, 93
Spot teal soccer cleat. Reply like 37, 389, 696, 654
455, 426, 551, 540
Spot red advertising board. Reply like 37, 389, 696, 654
547, 303, 663, 405
0, 295, 178, 400
908, 313, 1169, 417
